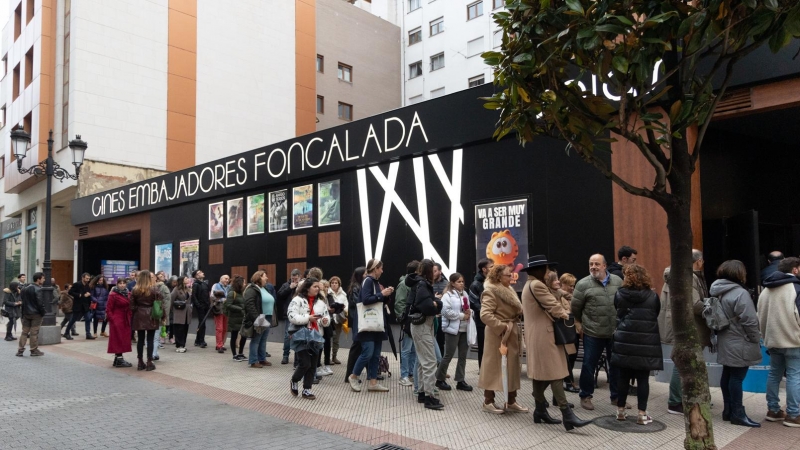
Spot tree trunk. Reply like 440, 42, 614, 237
666, 138, 717, 450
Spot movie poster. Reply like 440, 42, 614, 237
154, 243, 172, 277
318, 179, 340, 226
292, 184, 314, 230
208, 202, 224, 240
475, 199, 529, 291
179, 239, 200, 278
268, 190, 288, 233
247, 194, 265, 235
227, 198, 244, 238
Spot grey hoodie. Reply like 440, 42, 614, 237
709, 279, 762, 367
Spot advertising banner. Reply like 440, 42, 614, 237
154, 243, 172, 277
268, 190, 288, 233
318, 180, 340, 226
208, 202, 224, 240
179, 239, 200, 278
227, 198, 244, 238
101, 260, 139, 284
292, 185, 313, 230
475, 199, 529, 291
247, 194, 265, 235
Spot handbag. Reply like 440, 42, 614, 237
90, 301, 98, 310
356, 278, 385, 333
408, 312, 426, 326
528, 283, 576, 345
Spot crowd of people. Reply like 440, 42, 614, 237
5, 246, 800, 430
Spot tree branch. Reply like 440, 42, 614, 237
694, 56, 737, 167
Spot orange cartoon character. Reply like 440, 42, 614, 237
485, 230, 524, 283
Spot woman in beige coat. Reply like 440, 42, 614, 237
522, 256, 592, 431
478, 264, 527, 414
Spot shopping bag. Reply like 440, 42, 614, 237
356, 302, 385, 333
467, 315, 477, 347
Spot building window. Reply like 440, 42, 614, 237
1, 55, 6, 79
0, 156, 5, 179
26, 0, 34, 24
494, 0, 504, 9
316, 95, 324, 114
467, 1, 483, 20
12, 64, 20, 101
430, 87, 445, 98
409, 95, 423, 104
0, 105, 5, 129
493, 30, 502, 48
409, 0, 421, 11
316, 55, 324, 73
24, 47, 33, 88
469, 75, 485, 87
408, 27, 422, 46
430, 17, 444, 36
338, 63, 352, 83
338, 102, 353, 121
430, 52, 445, 71
14, 4, 21, 41
409, 61, 422, 79
467, 37, 484, 57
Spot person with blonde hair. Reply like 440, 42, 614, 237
328, 275, 348, 365
130, 270, 163, 371
349, 259, 392, 393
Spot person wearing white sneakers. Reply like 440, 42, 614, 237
315, 279, 334, 377
288, 278, 326, 400
349, 259, 392, 394
170, 276, 192, 354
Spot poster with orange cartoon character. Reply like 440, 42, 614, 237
475, 199, 529, 291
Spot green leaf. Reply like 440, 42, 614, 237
669, 100, 683, 122
565, 0, 584, 15
595, 24, 627, 35
609, 15, 634, 26
743, 0, 756, 8
612, 55, 629, 73
577, 28, 596, 39
646, 11, 679, 24
768, 27, 791, 53
764, 0, 778, 11
483, 102, 501, 110
785, 5, 800, 36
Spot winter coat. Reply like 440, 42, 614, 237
191, 278, 210, 310
571, 272, 623, 339
611, 288, 663, 371
91, 286, 109, 321
659, 267, 712, 349
223, 289, 245, 332
288, 295, 313, 327
432, 274, 447, 295
608, 262, 624, 279
2, 287, 21, 321
522, 277, 570, 381
441, 289, 469, 335
312, 296, 331, 328
405, 273, 441, 317
329, 287, 348, 325
130, 288, 162, 331
354, 275, 388, 342
156, 282, 171, 325
69, 281, 92, 316
170, 288, 192, 325
709, 279, 762, 367
58, 290, 73, 314
468, 273, 487, 328
761, 261, 781, 286
757, 271, 800, 349
21, 284, 45, 317
478, 279, 523, 392
106, 287, 132, 354
242, 284, 264, 331
277, 280, 297, 320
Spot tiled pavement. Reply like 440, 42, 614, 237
7, 328, 798, 450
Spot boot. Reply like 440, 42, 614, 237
533, 402, 562, 424
554, 395, 574, 408
424, 395, 444, 410
722, 403, 730, 421
146, 359, 156, 371
113, 356, 132, 368
561, 406, 592, 431
137, 358, 146, 371
730, 405, 760, 428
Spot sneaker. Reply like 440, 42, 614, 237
581, 397, 595, 411
435, 380, 452, 391
250, 363, 263, 369
425, 396, 444, 410
199, 342, 207, 348
324, 366, 333, 375
236, 354, 246, 361
399, 376, 413, 386
30, 349, 44, 357
15, 349, 24, 357
290, 381, 299, 396
4, 336, 13, 341
616, 409, 627, 421
348, 376, 362, 392
169, 338, 175, 344
417, 392, 426, 403
784, 416, 800, 427
265, 352, 271, 357
504, 402, 529, 413
316, 368, 325, 377
101, 332, 109, 337
368, 383, 389, 392
482, 402, 504, 414
766, 409, 787, 422
637, 414, 653, 425
160, 337, 165, 344
153, 355, 160, 361
668, 404, 684, 415
159, 344, 165, 349
302, 389, 316, 400
456, 381, 473, 391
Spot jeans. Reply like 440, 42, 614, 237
136, 329, 156, 360
400, 331, 416, 378
67, 311, 92, 336
579, 334, 618, 400
352, 339, 382, 380
720, 365, 749, 410
436, 331, 468, 382
248, 326, 270, 364
412, 317, 437, 395
283, 319, 291, 358
18, 314, 43, 351
618, 368, 650, 411
214, 314, 228, 349
669, 365, 683, 406
767, 347, 800, 417
60, 313, 73, 332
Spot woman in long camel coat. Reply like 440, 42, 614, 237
521, 255, 591, 431
106, 278, 133, 368
478, 264, 527, 414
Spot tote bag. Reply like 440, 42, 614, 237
356, 277, 385, 333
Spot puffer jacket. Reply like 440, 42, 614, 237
91, 286, 109, 321
406, 273, 440, 317
709, 279, 762, 367
288, 295, 312, 327
659, 267, 712, 348
312, 296, 331, 328
611, 288, 663, 371
571, 272, 623, 338
223, 289, 245, 332
441, 289, 469, 335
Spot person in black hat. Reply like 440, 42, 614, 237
521, 255, 591, 431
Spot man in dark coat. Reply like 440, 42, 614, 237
761, 251, 785, 285
17, 272, 46, 357
608, 246, 637, 279
468, 258, 493, 368
67, 273, 94, 339
191, 269, 210, 348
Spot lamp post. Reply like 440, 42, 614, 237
11, 127, 87, 328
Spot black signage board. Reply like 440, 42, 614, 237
71, 84, 500, 225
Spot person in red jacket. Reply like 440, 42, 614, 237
106, 278, 133, 367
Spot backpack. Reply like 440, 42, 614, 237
394, 276, 410, 323
702, 296, 730, 331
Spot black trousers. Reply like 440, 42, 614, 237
617, 368, 650, 411
476, 324, 485, 368
345, 341, 363, 383
435, 317, 445, 356
173, 323, 188, 348
565, 336, 580, 385
293, 349, 318, 389
136, 329, 156, 359
318, 327, 332, 366
230, 329, 247, 355
195, 307, 208, 344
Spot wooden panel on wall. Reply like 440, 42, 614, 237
52, 260, 74, 287
318, 231, 340, 257
230, 265, 248, 280
208, 244, 223, 265
258, 264, 276, 284
287, 262, 307, 279
287, 235, 307, 259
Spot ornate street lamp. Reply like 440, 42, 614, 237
11, 127, 88, 328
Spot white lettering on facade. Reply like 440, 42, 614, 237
384, 117, 405, 152
305, 137, 325, 169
